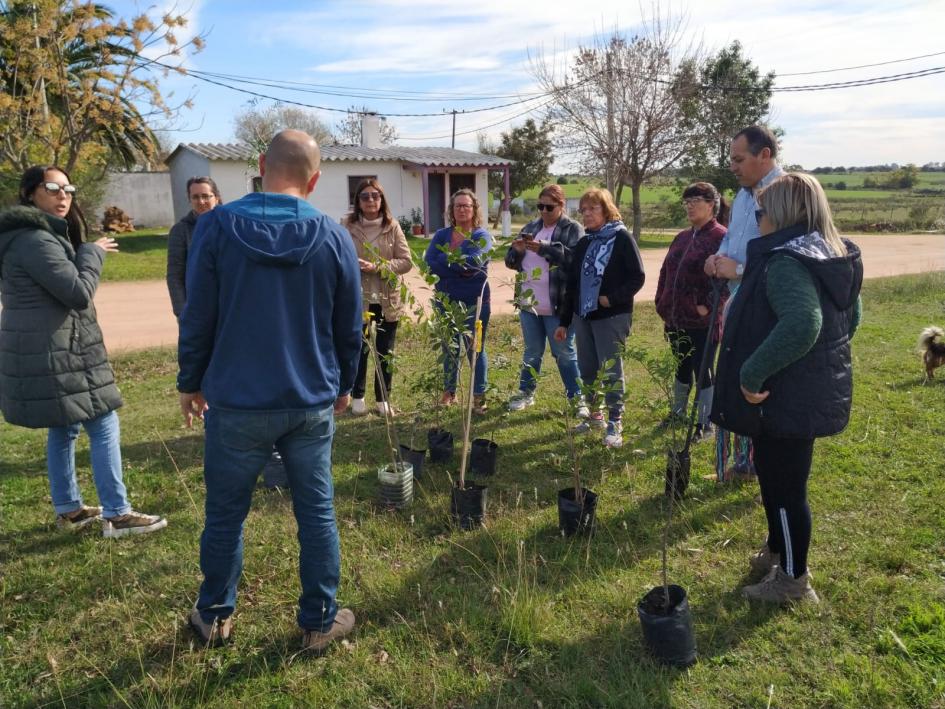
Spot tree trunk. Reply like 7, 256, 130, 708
631, 181, 643, 242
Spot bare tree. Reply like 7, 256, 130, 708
532, 11, 700, 239
233, 102, 335, 154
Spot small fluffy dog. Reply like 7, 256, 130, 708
919, 326, 945, 382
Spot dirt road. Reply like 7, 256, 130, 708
89, 233, 944, 353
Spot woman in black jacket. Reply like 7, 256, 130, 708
166, 176, 221, 318
505, 184, 584, 411
0, 166, 167, 538
712, 173, 862, 603
554, 188, 645, 448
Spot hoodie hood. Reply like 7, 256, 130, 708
774, 230, 863, 311
212, 192, 332, 266
0, 206, 68, 265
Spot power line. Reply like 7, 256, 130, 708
777, 50, 945, 76
398, 98, 555, 141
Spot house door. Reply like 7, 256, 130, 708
427, 173, 446, 231
449, 173, 476, 197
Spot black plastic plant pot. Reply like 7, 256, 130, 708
261, 450, 289, 490
427, 428, 454, 463
664, 448, 691, 501
469, 438, 498, 477
637, 584, 697, 668
398, 445, 426, 480
450, 482, 487, 530
557, 487, 598, 536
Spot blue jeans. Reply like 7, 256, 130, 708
443, 300, 490, 396
518, 311, 581, 398
197, 404, 340, 631
46, 410, 131, 518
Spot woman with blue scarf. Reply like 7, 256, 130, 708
555, 188, 645, 448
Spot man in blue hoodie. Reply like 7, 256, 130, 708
177, 130, 363, 653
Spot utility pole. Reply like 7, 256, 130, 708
605, 47, 615, 194
451, 109, 457, 148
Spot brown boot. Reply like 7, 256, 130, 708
472, 395, 488, 415
748, 542, 780, 577
743, 566, 819, 604
302, 608, 355, 655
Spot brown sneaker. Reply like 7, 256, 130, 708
743, 566, 819, 604
188, 608, 233, 647
102, 510, 168, 539
748, 542, 780, 577
301, 608, 355, 655
56, 505, 102, 532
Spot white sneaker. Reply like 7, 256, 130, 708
574, 400, 590, 419
603, 420, 623, 448
376, 401, 392, 417
351, 398, 368, 416
508, 393, 535, 412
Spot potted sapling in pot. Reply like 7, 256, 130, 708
366, 319, 414, 509
624, 342, 699, 667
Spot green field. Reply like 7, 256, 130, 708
520, 172, 944, 233
2, 272, 944, 708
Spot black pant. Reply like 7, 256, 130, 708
752, 434, 815, 578
666, 326, 714, 387
352, 304, 399, 401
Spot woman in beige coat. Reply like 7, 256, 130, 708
344, 178, 413, 416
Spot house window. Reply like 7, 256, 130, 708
347, 175, 378, 206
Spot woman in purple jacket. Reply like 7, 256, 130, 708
654, 182, 729, 440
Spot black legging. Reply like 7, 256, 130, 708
352, 304, 399, 401
752, 434, 815, 579
666, 326, 714, 387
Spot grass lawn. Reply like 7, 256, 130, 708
3, 273, 943, 708
100, 227, 170, 282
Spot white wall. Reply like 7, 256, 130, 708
209, 162, 257, 212
169, 150, 210, 222
94, 171, 174, 228
309, 160, 421, 224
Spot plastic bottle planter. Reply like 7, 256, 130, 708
450, 482, 487, 530
398, 444, 426, 480
637, 584, 697, 668
664, 448, 691, 501
377, 462, 414, 509
427, 428, 454, 463
557, 487, 598, 536
469, 438, 498, 476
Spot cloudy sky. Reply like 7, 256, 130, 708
115, 0, 944, 170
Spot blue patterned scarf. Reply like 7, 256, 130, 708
579, 220, 625, 317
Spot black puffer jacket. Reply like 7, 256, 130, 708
0, 206, 122, 428
711, 224, 863, 438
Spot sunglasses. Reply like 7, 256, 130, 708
536, 203, 558, 211
43, 182, 77, 196
754, 207, 766, 223
359, 191, 382, 202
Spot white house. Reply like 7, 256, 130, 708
166, 117, 514, 235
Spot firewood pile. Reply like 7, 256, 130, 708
101, 206, 135, 233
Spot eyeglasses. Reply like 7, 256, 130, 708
683, 197, 710, 206
359, 191, 382, 202
536, 203, 558, 211
190, 193, 215, 202
43, 182, 77, 196
754, 207, 766, 223
579, 204, 602, 213
453, 203, 474, 210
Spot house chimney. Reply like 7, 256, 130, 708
360, 113, 382, 148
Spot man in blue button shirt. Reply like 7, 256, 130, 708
703, 125, 784, 484
704, 125, 784, 285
